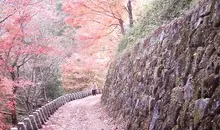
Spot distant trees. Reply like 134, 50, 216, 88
60, 0, 145, 93
0, 0, 47, 125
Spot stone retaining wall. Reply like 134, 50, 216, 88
11, 90, 102, 130
101, 0, 220, 129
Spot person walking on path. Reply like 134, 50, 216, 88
91, 82, 97, 96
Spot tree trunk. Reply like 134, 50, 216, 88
119, 19, 125, 35
10, 71, 18, 125
11, 87, 17, 125
26, 99, 33, 114
42, 85, 47, 102
127, 0, 133, 27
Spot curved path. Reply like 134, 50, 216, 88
41, 95, 122, 130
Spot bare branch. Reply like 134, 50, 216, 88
80, 2, 120, 20
0, 110, 11, 115
27, 0, 44, 6
102, 26, 118, 37
0, 14, 13, 24
0, 6, 18, 24
122, 5, 128, 12
17, 54, 33, 68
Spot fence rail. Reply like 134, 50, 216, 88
11, 89, 102, 130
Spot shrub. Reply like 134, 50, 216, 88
118, 0, 197, 53
46, 75, 64, 100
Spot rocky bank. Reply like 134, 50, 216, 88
101, 0, 220, 129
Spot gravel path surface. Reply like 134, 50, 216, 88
41, 95, 121, 130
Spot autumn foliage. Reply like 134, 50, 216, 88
0, 0, 142, 128
61, 0, 127, 89
63, 0, 132, 42
0, 0, 57, 127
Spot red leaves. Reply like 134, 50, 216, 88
18, 44, 54, 55
63, 0, 125, 40
0, 77, 13, 93
78, 35, 93, 41
0, 76, 33, 90
64, 17, 81, 27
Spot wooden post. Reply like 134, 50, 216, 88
80, 92, 83, 98
54, 100, 58, 109
62, 96, 65, 105
29, 115, 39, 130
17, 122, 27, 130
36, 110, 45, 124
33, 112, 42, 128
45, 105, 51, 117
76, 93, 79, 99
24, 118, 34, 130
65, 95, 68, 102
47, 103, 52, 115
42, 106, 49, 120
39, 108, 47, 122
72, 94, 75, 100
51, 102, 55, 113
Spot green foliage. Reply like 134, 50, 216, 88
46, 74, 64, 100
56, 0, 63, 11
64, 87, 87, 94
56, 3, 62, 11
118, 0, 196, 53
55, 27, 65, 36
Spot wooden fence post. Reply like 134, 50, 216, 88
24, 118, 34, 130
10, 90, 96, 130
36, 110, 45, 124
29, 115, 38, 130
33, 112, 42, 128
17, 122, 27, 130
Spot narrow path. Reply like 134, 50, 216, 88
41, 95, 121, 130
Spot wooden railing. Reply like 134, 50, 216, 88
10, 89, 102, 130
